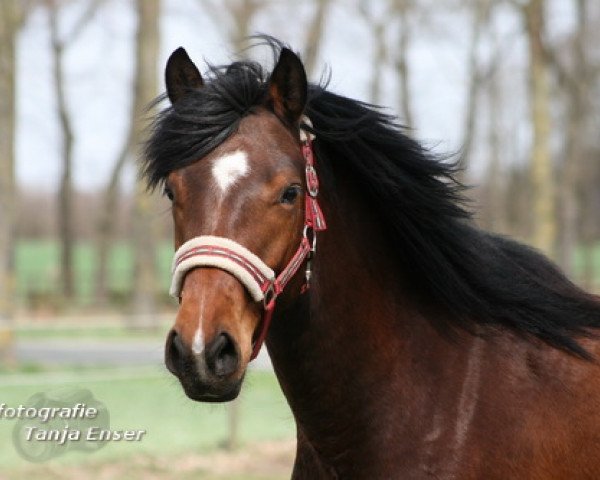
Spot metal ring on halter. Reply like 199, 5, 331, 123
263, 283, 277, 309
303, 225, 317, 254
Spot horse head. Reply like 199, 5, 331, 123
159, 47, 316, 402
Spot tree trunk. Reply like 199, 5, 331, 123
357, 2, 391, 105
0, 1, 19, 319
556, 0, 589, 278
483, 67, 506, 233
393, 0, 413, 128
48, 2, 76, 300
94, 0, 167, 307
456, 0, 490, 181
95, 139, 131, 305
131, 0, 160, 325
222, 401, 240, 450
0, 0, 23, 364
523, 0, 555, 256
302, 0, 332, 79
230, 0, 262, 55
198, 0, 263, 59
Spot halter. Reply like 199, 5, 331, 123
169, 117, 327, 360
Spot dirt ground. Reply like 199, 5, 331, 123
2, 439, 296, 480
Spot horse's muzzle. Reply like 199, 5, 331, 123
165, 328, 243, 402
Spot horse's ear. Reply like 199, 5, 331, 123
265, 48, 307, 124
165, 47, 203, 104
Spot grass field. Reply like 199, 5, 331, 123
15, 240, 174, 308
0, 368, 295, 478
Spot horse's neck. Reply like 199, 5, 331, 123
265, 186, 479, 474
265, 178, 600, 479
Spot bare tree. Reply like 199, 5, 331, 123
198, 0, 267, 54
0, 1, 22, 320
95, 0, 161, 305
481, 64, 507, 233
391, 0, 414, 128
198, 0, 332, 77
520, 0, 556, 255
130, 0, 160, 324
302, 0, 333, 78
48, 2, 74, 300
455, 0, 494, 180
46, 0, 102, 299
94, 133, 132, 305
550, 0, 592, 276
358, 1, 391, 104
576, 0, 600, 290
0, 0, 32, 362
359, 0, 417, 126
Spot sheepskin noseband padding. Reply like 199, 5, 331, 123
170, 235, 275, 302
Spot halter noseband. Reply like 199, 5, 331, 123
169, 117, 327, 360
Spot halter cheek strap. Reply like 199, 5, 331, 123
169, 116, 326, 361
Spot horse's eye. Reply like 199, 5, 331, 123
164, 186, 174, 201
280, 185, 301, 205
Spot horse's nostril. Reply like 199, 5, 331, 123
165, 329, 185, 375
205, 332, 239, 378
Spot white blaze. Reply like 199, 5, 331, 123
192, 326, 204, 355
193, 149, 248, 355
192, 289, 207, 356
211, 150, 249, 193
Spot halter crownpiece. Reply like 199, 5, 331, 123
169, 115, 326, 360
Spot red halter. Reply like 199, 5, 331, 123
249, 133, 327, 359
170, 125, 326, 361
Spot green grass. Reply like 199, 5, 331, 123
0, 368, 294, 471
15, 240, 174, 307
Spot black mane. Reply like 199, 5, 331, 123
143, 42, 600, 358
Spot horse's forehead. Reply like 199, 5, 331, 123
171, 112, 299, 193
211, 113, 299, 169
236, 112, 299, 155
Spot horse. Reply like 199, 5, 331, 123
142, 40, 600, 479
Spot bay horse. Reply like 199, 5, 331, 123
143, 40, 600, 479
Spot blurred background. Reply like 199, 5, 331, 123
0, 0, 599, 478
